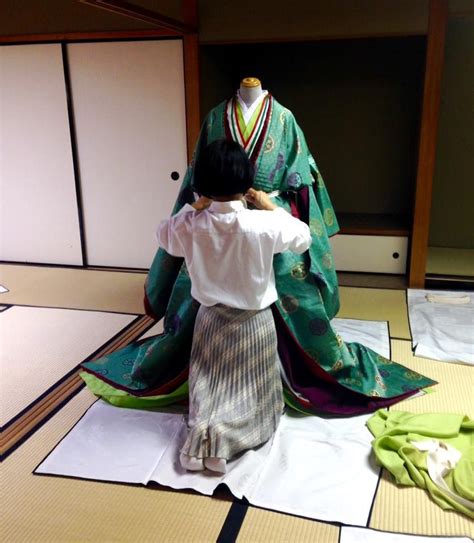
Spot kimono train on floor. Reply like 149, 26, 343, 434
81, 93, 436, 415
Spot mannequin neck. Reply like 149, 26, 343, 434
239, 83, 263, 108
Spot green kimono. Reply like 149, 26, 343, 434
82, 94, 435, 415
368, 410, 474, 518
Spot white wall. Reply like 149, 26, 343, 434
0, 44, 82, 265
0, 39, 188, 269
67, 39, 187, 268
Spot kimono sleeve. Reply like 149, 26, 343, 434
279, 112, 314, 192
144, 115, 211, 319
282, 113, 339, 237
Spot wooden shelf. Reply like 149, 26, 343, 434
337, 213, 411, 236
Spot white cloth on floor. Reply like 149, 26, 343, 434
36, 317, 392, 524
36, 400, 379, 526
407, 289, 474, 365
340, 526, 472, 543
332, 318, 390, 358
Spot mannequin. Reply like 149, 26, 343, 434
239, 77, 264, 107
235, 77, 268, 127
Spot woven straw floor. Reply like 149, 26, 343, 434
1, 306, 136, 427
0, 264, 146, 314
1, 266, 472, 541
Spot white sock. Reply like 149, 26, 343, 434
180, 453, 204, 471
204, 457, 227, 474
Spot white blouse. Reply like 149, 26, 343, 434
156, 200, 311, 310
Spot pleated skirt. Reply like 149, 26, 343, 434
181, 304, 284, 461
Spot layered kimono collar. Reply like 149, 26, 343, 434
236, 90, 268, 124
225, 92, 273, 163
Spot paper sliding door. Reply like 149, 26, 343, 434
0, 44, 82, 265
67, 40, 187, 269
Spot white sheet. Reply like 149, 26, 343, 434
340, 526, 472, 543
332, 318, 390, 358
0, 285, 9, 293
36, 401, 378, 526
36, 317, 391, 524
408, 289, 474, 365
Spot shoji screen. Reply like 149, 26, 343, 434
0, 44, 82, 265
67, 40, 187, 269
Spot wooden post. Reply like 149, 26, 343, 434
182, 0, 200, 161
409, 0, 448, 287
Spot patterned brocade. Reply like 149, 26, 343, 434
82, 95, 435, 414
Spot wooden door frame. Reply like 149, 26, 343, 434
409, 0, 448, 287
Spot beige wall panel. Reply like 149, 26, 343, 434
0, 0, 156, 36
68, 40, 187, 268
199, 0, 429, 43
430, 19, 474, 249
0, 44, 82, 265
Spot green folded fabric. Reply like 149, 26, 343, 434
80, 372, 188, 409
367, 410, 474, 518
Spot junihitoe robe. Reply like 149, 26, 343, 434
82, 93, 436, 414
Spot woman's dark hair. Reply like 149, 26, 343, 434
192, 139, 254, 197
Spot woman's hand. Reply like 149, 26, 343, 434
245, 188, 277, 211
192, 196, 213, 211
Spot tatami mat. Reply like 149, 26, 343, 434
1, 313, 153, 459
338, 272, 407, 290
2, 388, 232, 543
390, 340, 474, 416
237, 508, 339, 542
369, 340, 473, 538
2, 268, 472, 540
339, 287, 411, 340
427, 247, 474, 278
1, 306, 136, 427
371, 470, 473, 538
0, 266, 412, 342
0, 264, 146, 314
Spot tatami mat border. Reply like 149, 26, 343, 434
0, 382, 86, 463
339, 287, 411, 340
0, 260, 149, 273
217, 500, 250, 543
1, 312, 155, 459
369, 339, 474, 538
8, 302, 141, 316
2, 308, 144, 432
3, 389, 233, 542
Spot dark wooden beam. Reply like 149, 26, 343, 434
0, 29, 178, 44
183, 33, 201, 162
78, 0, 196, 34
409, 0, 448, 288
181, 0, 200, 161
182, 0, 198, 28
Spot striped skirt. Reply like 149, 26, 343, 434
181, 304, 284, 461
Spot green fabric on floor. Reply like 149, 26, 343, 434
367, 410, 474, 518
80, 372, 188, 408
